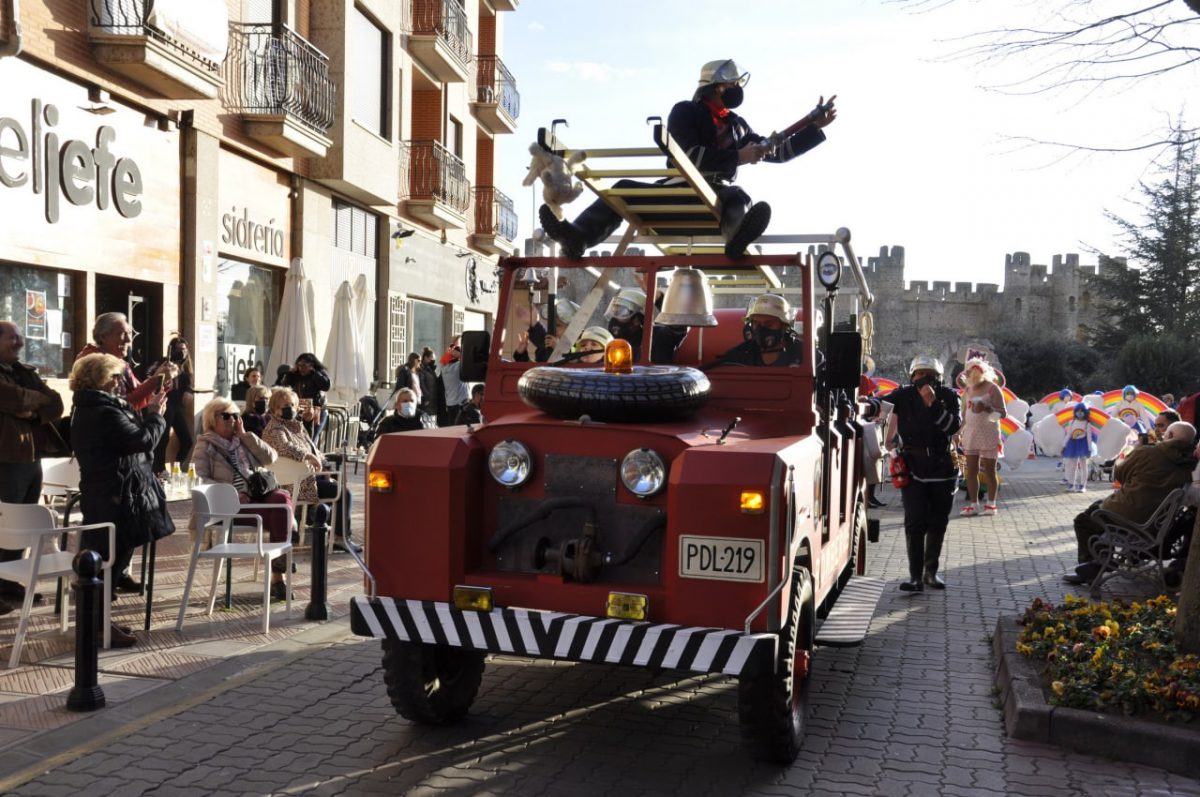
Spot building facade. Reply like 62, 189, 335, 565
0, 0, 519, 406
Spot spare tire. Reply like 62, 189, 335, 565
518, 365, 712, 423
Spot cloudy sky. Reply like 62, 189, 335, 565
495, 0, 1196, 285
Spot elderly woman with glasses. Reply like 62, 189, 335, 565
261, 388, 358, 554
69, 352, 175, 647
191, 397, 293, 599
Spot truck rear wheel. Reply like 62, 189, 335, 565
737, 567, 815, 764
381, 640, 486, 725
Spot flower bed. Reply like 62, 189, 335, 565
1017, 594, 1200, 720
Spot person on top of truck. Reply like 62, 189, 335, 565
718, 293, 804, 367
513, 297, 580, 363
864, 354, 961, 592
605, 287, 687, 364
539, 59, 837, 260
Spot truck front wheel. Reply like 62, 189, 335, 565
381, 640, 486, 725
737, 567, 815, 764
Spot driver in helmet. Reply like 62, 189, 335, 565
719, 293, 804, 367
862, 355, 962, 592
539, 59, 836, 261
604, 287, 687, 364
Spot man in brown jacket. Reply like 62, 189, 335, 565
1064, 421, 1198, 584
0, 320, 66, 609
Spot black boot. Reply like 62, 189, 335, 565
723, 202, 771, 258
539, 205, 588, 260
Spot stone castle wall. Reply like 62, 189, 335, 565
851, 246, 1125, 376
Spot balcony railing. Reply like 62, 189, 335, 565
88, 0, 222, 71
401, 141, 471, 214
412, 0, 472, 67
221, 22, 336, 136
474, 186, 517, 242
475, 55, 520, 121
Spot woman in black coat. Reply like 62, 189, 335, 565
277, 353, 331, 441
69, 353, 175, 647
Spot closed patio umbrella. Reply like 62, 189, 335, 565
266, 257, 317, 381
352, 273, 374, 394
323, 280, 364, 407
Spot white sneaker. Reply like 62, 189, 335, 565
982, 504, 998, 516
960, 504, 979, 517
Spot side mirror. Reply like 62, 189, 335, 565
824, 331, 862, 392
459, 330, 490, 382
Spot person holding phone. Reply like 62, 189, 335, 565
277, 353, 330, 442
146, 337, 194, 476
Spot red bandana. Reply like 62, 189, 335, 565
702, 96, 729, 126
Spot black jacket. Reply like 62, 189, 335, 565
376, 413, 423, 435
71, 389, 175, 556
870, 383, 962, 482
278, 367, 331, 406
666, 100, 826, 184
417, 363, 439, 414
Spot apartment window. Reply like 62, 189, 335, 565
332, 199, 379, 258
350, 7, 390, 137
448, 115, 463, 158
410, 299, 445, 355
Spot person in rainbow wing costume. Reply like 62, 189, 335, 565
1061, 403, 1097, 493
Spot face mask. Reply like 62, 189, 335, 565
253, 399, 268, 414
912, 375, 940, 389
722, 85, 744, 109
751, 324, 784, 351
399, 402, 416, 418
281, 406, 296, 421
170, 350, 185, 363
608, 319, 642, 348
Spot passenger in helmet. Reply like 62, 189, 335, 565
604, 287, 687, 364
718, 293, 804, 366
514, 296, 580, 362
574, 326, 613, 364
861, 354, 962, 593
539, 58, 836, 260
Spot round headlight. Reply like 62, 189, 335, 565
488, 440, 533, 488
621, 448, 666, 497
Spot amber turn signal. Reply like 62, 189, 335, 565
453, 585, 494, 612
606, 591, 648, 621
604, 339, 634, 374
367, 470, 393, 493
740, 490, 766, 514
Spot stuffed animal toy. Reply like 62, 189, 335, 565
522, 142, 587, 220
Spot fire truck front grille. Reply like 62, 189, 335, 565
492, 455, 664, 584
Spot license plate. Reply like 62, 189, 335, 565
679, 536, 764, 583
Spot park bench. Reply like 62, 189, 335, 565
1086, 487, 1191, 598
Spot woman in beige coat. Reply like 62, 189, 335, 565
191, 397, 293, 598
261, 388, 357, 553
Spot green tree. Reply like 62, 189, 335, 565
992, 333, 1102, 397
1090, 131, 1200, 345
1111, 333, 1200, 395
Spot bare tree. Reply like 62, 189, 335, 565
896, 0, 1199, 150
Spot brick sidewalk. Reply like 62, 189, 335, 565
0, 479, 370, 752
4, 459, 1200, 796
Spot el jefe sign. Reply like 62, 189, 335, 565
0, 99, 143, 223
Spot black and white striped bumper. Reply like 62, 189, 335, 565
350, 596, 778, 677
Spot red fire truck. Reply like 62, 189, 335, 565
351, 128, 882, 763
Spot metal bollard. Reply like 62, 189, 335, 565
66, 550, 105, 712
305, 524, 330, 621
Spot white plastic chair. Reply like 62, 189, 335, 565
40, 458, 81, 517
176, 483, 292, 634
0, 502, 114, 669
267, 456, 341, 552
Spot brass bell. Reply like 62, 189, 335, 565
655, 268, 717, 327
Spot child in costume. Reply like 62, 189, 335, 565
1061, 402, 1096, 493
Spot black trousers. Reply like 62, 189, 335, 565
0, 461, 42, 596
900, 478, 956, 581
1074, 500, 1105, 563
153, 402, 194, 473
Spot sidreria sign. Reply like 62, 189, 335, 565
0, 99, 143, 224
221, 206, 286, 258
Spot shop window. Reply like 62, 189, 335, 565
351, 6, 390, 138
333, 199, 378, 258
215, 258, 285, 396
410, 299, 445, 358
0, 263, 79, 377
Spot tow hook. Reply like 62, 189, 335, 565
537, 520, 605, 582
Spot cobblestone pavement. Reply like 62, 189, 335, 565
7, 460, 1200, 796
